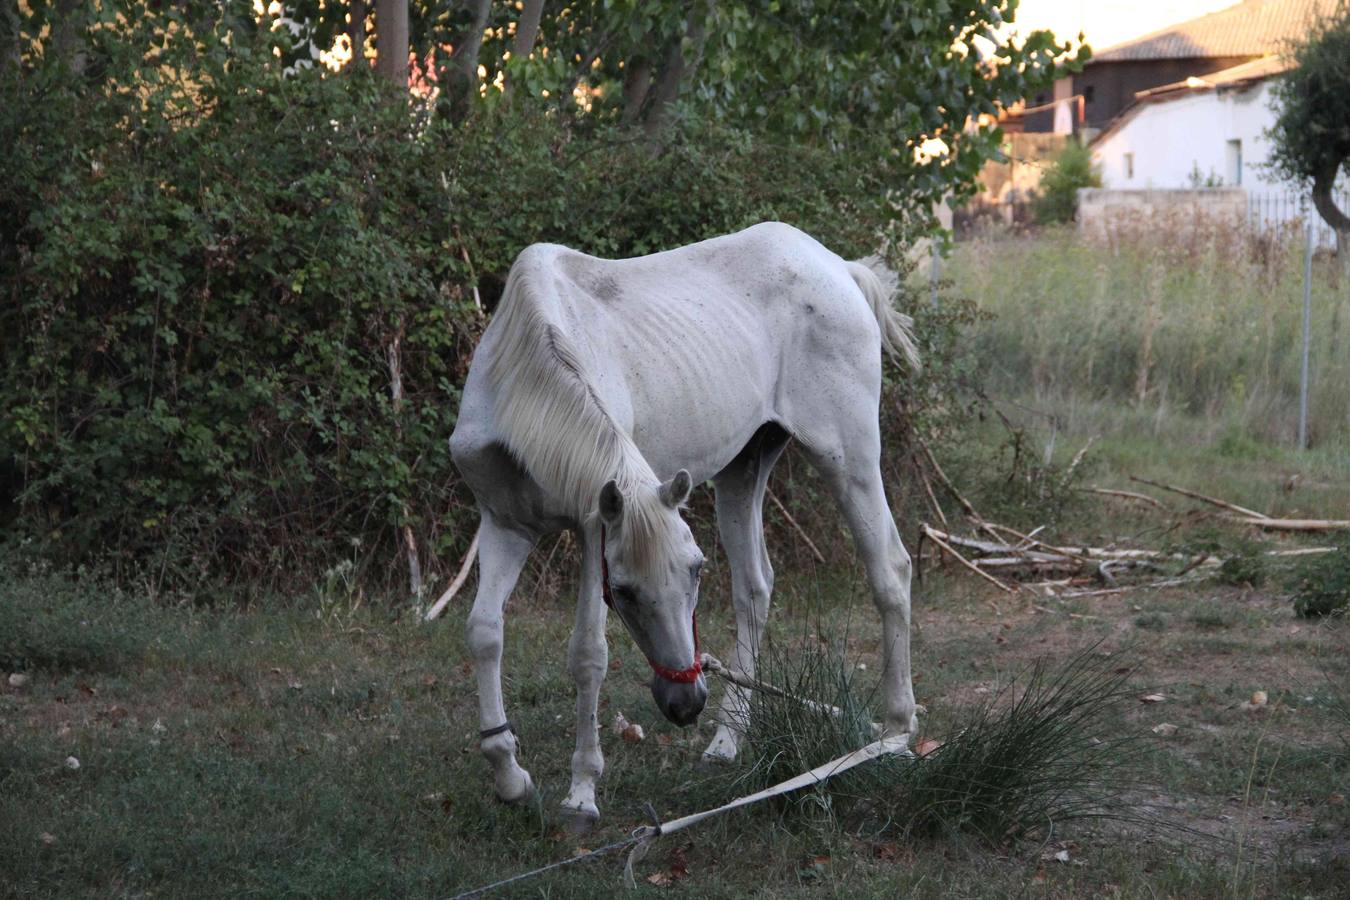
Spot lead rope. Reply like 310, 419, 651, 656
448, 658, 916, 898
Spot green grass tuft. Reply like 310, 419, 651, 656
733, 639, 1147, 847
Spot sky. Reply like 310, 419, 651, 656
1002, 0, 1242, 52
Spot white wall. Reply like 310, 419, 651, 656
1092, 80, 1286, 192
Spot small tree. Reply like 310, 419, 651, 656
1268, 1, 1350, 254
1032, 141, 1101, 225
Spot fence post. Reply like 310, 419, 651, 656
1298, 215, 1313, 450
930, 239, 940, 311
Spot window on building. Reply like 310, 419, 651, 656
1124, 152, 1134, 179
1226, 139, 1243, 186
1083, 85, 1095, 104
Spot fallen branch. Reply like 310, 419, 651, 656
424, 528, 481, 622
767, 490, 827, 564
1127, 475, 1269, 520
1056, 575, 1209, 598
921, 524, 1016, 594
1226, 516, 1350, 532
1079, 486, 1168, 510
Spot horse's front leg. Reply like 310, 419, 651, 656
466, 514, 538, 803
561, 526, 608, 831
704, 458, 776, 763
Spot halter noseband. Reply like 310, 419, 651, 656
599, 525, 702, 684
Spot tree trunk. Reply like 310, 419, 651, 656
621, 57, 652, 124
1, 0, 22, 71
510, 0, 544, 61
347, 0, 367, 70
51, 0, 87, 75
642, 1, 709, 134
374, 0, 408, 88
444, 0, 490, 119
1312, 157, 1350, 274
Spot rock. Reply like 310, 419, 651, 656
64, 756, 80, 770
1152, 723, 1178, 736
613, 712, 645, 743
8, 673, 29, 688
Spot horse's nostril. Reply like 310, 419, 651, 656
652, 677, 708, 727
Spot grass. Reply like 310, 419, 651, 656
3, 551, 1348, 897
742, 641, 1148, 846
4, 226, 1348, 897
947, 223, 1350, 449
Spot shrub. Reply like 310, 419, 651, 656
0, 16, 922, 593
1290, 547, 1350, 618
1031, 141, 1102, 225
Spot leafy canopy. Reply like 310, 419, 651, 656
1268, 0, 1350, 231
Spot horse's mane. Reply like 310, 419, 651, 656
482, 255, 679, 573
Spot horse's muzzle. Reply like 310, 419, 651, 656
651, 672, 708, 727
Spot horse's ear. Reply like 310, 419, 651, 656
599, 479, 625, 526
659, 470, 692, 508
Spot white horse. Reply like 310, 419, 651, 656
449, 222, 920, 829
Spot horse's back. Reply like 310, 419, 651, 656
459, 223, 885, 485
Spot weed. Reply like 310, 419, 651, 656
1135, 613, 1168, 631
734, 639, 1146, 847
0, 563, 168, 674
1187, 609, 1233, 630
1289, 547, 1350, 618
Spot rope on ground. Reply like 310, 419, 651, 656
449, 828, 657, 900
447, 658, 916, 897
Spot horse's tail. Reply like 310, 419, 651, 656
846, 255, 921, 373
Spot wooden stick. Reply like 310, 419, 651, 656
912, 452, 949, 528
916, 436, 980, 519
1061, 435, 1097, 485
1054, 574, 1207, 599
1079, 486, 1168, 510
767, 490, 827, 564
983, 521, 1096, 567
387, 329, 422, 602
1127, 475, 1270, 519
921, 524, 1016, 594
424, 528, 481, 622
1227, 516, 1350, 532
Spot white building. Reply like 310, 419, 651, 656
1090, 56, 1289, 192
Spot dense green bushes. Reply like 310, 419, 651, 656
0, 21, 919, 593
1031, 141, 1101, 225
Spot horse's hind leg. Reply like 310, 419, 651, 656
703, 425, 789, 763
465, 511, 538, 803
560, 524, 607, 831
798, 422, 918, 743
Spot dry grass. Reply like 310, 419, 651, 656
950, 221, 1350, 449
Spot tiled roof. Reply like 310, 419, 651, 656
1091, 0, 1337, 62
1134, 54, 1294, 98
1091, 56, 1292, 145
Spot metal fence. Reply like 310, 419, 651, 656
1247, 190, 1347, 249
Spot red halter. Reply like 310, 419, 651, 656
599, 525, 702, 684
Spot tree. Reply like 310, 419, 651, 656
1032, 140, 1102, 225
374, 0, 408, 86
1269, 0, 1350, 252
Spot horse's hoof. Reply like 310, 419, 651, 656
495, 769, 536, 805
701, 732, 739, 765
559, 803, 600, 834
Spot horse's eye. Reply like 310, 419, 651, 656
691, 560, 703, 580
613, 585, 637, 605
